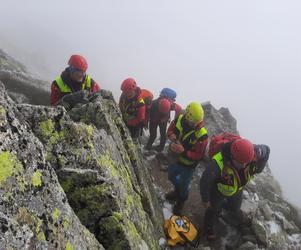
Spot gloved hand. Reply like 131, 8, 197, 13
61, 90, 90, 110
168, 133, 177, 142
170, 142, 184, 154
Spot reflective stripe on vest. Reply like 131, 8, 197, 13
175, 114, 208, 166
123, 97, 145, 121
55, 75, 92, 93
213, 152, 253, 196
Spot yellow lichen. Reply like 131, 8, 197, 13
62, 217, 70, 230
52, 208, 61, 221
0, 151, 23, 185
97, 152, 118, 177
31, 170, 42, 187
36, 218, 46, 241
0, 105, 6, 126
39, 119, 61, 145
37, 231, 46, 241
66, 241, 73, 250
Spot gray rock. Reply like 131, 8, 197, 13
0, 81, 103, 249
241, 198, 259, 218
252, 218, 268, 246
202, 102, 238, 136
260, 203, 274, 221
18, 91, 164, 249
274, 212, 300, 234
238, 241, 259, 250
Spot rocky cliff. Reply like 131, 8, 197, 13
0, 50, 301, 250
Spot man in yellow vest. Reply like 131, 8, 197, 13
166, 102, 208, 215
50, 55, 100, 106
200, 139, 270, 241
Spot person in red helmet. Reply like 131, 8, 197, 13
50, 55, 100, 106
200, 138, 270, 241
119, 78, 146, 139
145, 95, 182, 152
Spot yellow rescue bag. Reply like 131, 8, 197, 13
164, 215, 199, 247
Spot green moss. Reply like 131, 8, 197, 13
65, 241, 73, 250
61, 179, 73, 193
0, 151, 23, 185
125, 219, 140, 242
31, 170, 42, 187
52, 208, 61, 221
45, 152, 54, 162
58, 155, 66, 167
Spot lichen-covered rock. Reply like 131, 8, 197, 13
0, 81, 103, 249
19, 90, 164, 249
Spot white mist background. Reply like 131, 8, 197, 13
1, 0, 301, 207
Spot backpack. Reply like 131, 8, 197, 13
140, 89, 154, 106
164, 215, 199, 247
208, 132, 241, 158
160, 88, 177, 101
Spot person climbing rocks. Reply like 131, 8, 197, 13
145, 88, 182, 152
200, 138, 270, 241
50, 55, 100, 106
166, 102, 208, 215
119, 77, 146, 140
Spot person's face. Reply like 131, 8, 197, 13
232, 159, 246, 170
124, 89, 136, 99
184, 115, 198, 128
70, 69, 85, 82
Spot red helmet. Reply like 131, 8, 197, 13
231, 139, 255, 164
158, 98, 171, 114
68, 55, 88, 72
121, 78, 137, 92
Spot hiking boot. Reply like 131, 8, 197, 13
165, 190, 178, 201
205, 228, 216, 242
173, 200, 185, 215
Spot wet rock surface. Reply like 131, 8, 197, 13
0, 82, 103, 249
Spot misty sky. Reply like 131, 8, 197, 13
1, 0, 301, 207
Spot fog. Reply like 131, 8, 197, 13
1, 0, 300, 207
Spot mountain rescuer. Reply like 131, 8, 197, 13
119, 77, 146, 139
200, 139, 270, 241
166, 102, 208, 215
145, 90, 182, 152
50, 55, 100, 106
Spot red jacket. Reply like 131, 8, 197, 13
50, 70, 100, 106
119, 87, 146, 127
167, 117, 208, 163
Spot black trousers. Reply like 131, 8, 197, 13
146, 121, 167, 149
204, 188, 242, 231
128, 125, 142, 139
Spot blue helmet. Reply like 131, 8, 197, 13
160, 88, 177, 100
